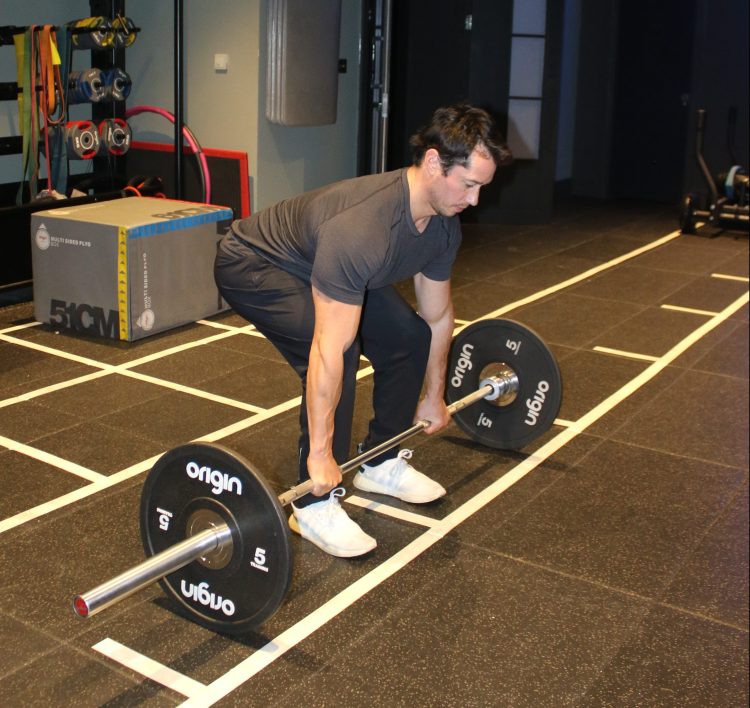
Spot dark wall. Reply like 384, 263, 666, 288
386, 0, 564, 224
571, 0, 620, 199
572, 0, 749, 204
610, 0, 695, 203
682, 0, 749, 203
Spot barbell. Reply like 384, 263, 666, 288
72, 319, 562, 634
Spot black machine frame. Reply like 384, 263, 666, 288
680, 108, 749, 235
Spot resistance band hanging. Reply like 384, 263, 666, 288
48, 23, 73, 196
14, 29, 37, 201
13, 25, 66, 202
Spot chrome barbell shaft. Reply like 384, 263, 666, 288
74, 375, 513, 619
73, 523, 232, 618
278, 377, 506, 506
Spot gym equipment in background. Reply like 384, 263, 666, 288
680, 108, 749, 234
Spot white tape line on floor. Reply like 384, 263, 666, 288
661, 304, 720, 317
712, 273, 749, 282
344, 495, 439, 527
0, 434, 105, 483
93, 638, 206, 698
593, 346, 660, 362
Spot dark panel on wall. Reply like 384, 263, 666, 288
0, 203, 33, 289
465, 0, 514, 223
610, 0, 695, 203
571, 0, 620, 199
125, 142, 251, 218
386, 0, 473, 171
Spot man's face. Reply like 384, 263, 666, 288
428, 147, 497, 217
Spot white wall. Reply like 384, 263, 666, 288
1, 0, 362, 211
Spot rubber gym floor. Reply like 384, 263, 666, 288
0, 199, 747, 707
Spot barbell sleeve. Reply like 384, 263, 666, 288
73, 523, 232, 618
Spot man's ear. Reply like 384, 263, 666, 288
424, 148, 443, 176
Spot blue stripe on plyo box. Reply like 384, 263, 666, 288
129, 209, 233, 239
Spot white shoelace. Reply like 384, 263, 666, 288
387, 449, 414, 479
327, 487, 346, 502
318, 487, 346, 526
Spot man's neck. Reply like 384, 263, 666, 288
406, 165, 435, 233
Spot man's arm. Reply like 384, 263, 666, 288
413, 273, 454, 434
306, 285, 362, 495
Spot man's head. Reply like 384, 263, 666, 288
409, 103, 513, 173
409, 104, 512, 218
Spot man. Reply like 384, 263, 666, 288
214, 103, 512, 557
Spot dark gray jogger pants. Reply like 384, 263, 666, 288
214, 232, 432, 507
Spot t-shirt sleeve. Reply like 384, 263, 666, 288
310, 225, 385, 305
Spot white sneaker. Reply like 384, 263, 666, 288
353, 449, 446, 504
289, 488, 377, 557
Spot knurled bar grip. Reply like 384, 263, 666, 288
73, 524, 233, 618
73, 378, 502, 620
279, 380, 498, 505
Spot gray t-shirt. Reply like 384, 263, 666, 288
231, 169, 461, 305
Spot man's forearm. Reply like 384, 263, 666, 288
306, 340, 343, 460
307, 288, 362, 464
421, 305, 455, 402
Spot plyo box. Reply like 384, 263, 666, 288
31, 197, 233, 341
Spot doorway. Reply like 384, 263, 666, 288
610, 0, 696, 202
358, 0, 473, 175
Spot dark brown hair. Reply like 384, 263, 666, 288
410, 103, 513, 172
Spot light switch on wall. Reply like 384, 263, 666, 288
214, 54, 229, 72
